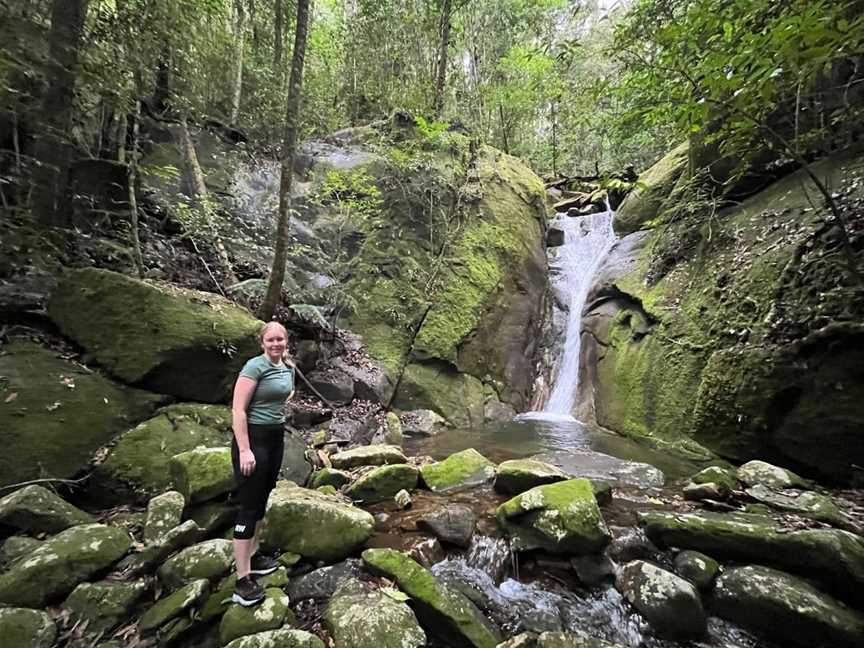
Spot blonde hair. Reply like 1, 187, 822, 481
259, 321, 295, 366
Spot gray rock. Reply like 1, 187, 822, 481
737, 460, 812, 490
330, 444, 407, 469
531, 450, 665, 489
399, 409, 448, 436
673, 550, 720, 590
0, 607, 56, 648
139, 578, 210, 633
170, 446, 234, 504
308, 468, 352, 490
307, 368, 355, 405
571, 554, 615, 587
607, 527, 660, 564
332, 356, 394, 404
282, 431, 313, 485
220, 587, 293, 646
144, 490, 186, 544
494, 460, 568, 495
223, 628, 325, 648
0, 536, 42, 569
615, 560, 706, 639
117, 519, 204, 575
546, 227, 565, 247
683, 481, 730, 501
417, 505, 476, 548
394, 489, 412, 509
287, 559, 362, 600
744, 484, 849, 526
63, 580, 148, 634
0, 485, 94, 534
690, 465, 738, 491
344, 464, 419, 504
325, 578, 426, 648
712, 565, 864, 648
157, 538, 234, 591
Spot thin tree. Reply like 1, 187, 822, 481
229, 0, 246, 124
273, 0, 285, 75
433, 0, 453, 118
259, 0, 311, 320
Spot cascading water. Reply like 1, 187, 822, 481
542, 206, 617, 417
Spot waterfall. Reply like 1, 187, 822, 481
542, 207, 617, 417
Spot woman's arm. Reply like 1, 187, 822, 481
232, 376, 258, 476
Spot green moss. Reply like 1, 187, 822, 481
344, 464, 419, 503
391, 362, 485, 428
419, 448, 496, 493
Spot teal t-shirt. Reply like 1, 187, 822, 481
240, 354, 294, 425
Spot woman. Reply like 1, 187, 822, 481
230, 321, 295, 606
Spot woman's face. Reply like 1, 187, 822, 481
261, 326, 287, 361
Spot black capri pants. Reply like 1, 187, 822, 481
231, 423, 284, 539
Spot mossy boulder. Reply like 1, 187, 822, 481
63, 580, 148, 634
689, 466, 738, 491
308, 468, 352, 490
639, 510, 864, 607
420, 448, 496, 493
201, 570, 291, 622
143, 490, 186, 544
139, 578, 210, 633
496, 479, 610, 555
0, 484, 94, 534
170, 446, 235, 504
615, 560, 706, 639
0, 523, 131, 607
0, 340, 164, 488
0, 608, 56, 648
362, 548, 500, 648
220, 588, 293, 646
223, 628, 325, 648
325, 578, 426, 648
673, 550, 720, 590
259, 483, 374, 561
392, 362, 487, 428
736, 460, 812, 490
613, 142, 689, 235
157, 538, 234, 591
0, 536, 41, 569
744, 484, 847, 526
117, 519, 204, 575
48, 267, 262, 401
330, 444, 407, 469
494, 460, 568, 495
711, 565, 864, 648
90, 403, 232, 503
344, 464, 419, 504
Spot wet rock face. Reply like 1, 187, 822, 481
615, 560, 706, 639
325, 578, 426, 648
711, 565, 864, 648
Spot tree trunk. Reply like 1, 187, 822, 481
259, 0, 311, 321
151, 43, 172, 115
177, 116, 238, 287
127, 98, 144, 277
229, 0, 246, 124
433, 0, 453, 118
31, 0, 90, 227
273, 0, 285, 74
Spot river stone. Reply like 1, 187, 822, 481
170, 446, 234, 504
570, 554, 616, 587
639, 510, 864, 607
201, 569, 292, 621
712, 565, 864, 648
63, 579, 148, 633
673, 550, 719, 590
744, 484, 848, 526
607, 527, 661, 564
0, 340, 165, 488
259, 483, 374, 561
0, 536, 41, 569
531, 450, 665, 489
690, 466, 738, 491
282, 431, 313, 485
139, 578, 210, 632
416, 505, 476, 548
47, 267, 262, 401
362, 548, 500, 648
223, 628, 325, 648
118, 519, 204, 575
0, 523, 132, 607
400, 409, 448, 436
90, 403, 233, 503
496, 479, 611, 555
0, 484, 94, 534
420, 448, 497, 493
615, 560, 706, 639
308, 468, 352, 489
736, 460, 812, 490
331, 355, 395, 404
344, 464, 419, 503
0, 607, 56, 648
307, 367, 355, 406
220, 588, 292, 646
144, 490, 186, 543
683, 481, 730, 501
325, 578, 426, 648
330, 444, 407, 469
157, 538, 234, 591
494, 460, 568, 495
287, 559, 362, 601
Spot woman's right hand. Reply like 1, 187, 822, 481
239, 449, 256, 476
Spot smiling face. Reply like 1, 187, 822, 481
259, 322, 288, 363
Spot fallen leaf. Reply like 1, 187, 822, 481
4, 392, 17, 403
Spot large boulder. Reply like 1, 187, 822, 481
420, 448, 496, 493
711, 565, 864, 648
615, 560, 706, 639
0, 608, 57, 648
143, 491, 186, 544
736, 460, 812, 489
117, 519, 204, 575
48, 267, 262, 401
640, 510, 864, 607
0, 524, 131, 607
0, 484, 94, 534
139, 578, 210, 633
416, 505, 476, 548
362, 548, 500, 648
259, 483, 374, 561
344, 464, 419, 503
330, 444, 407, 469
325, 578, 426, 648
90, 403, 232, 502
496, 479, 610, 555
494, 460, 568, 495
156, 538, 234, 591
287, 559, 363, 601
0, 340, 164, 488
63, 580, 148, 634
170, 446, 234, 504
220, 588, 293, 646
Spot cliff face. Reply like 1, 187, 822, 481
583, 144, 864, 483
